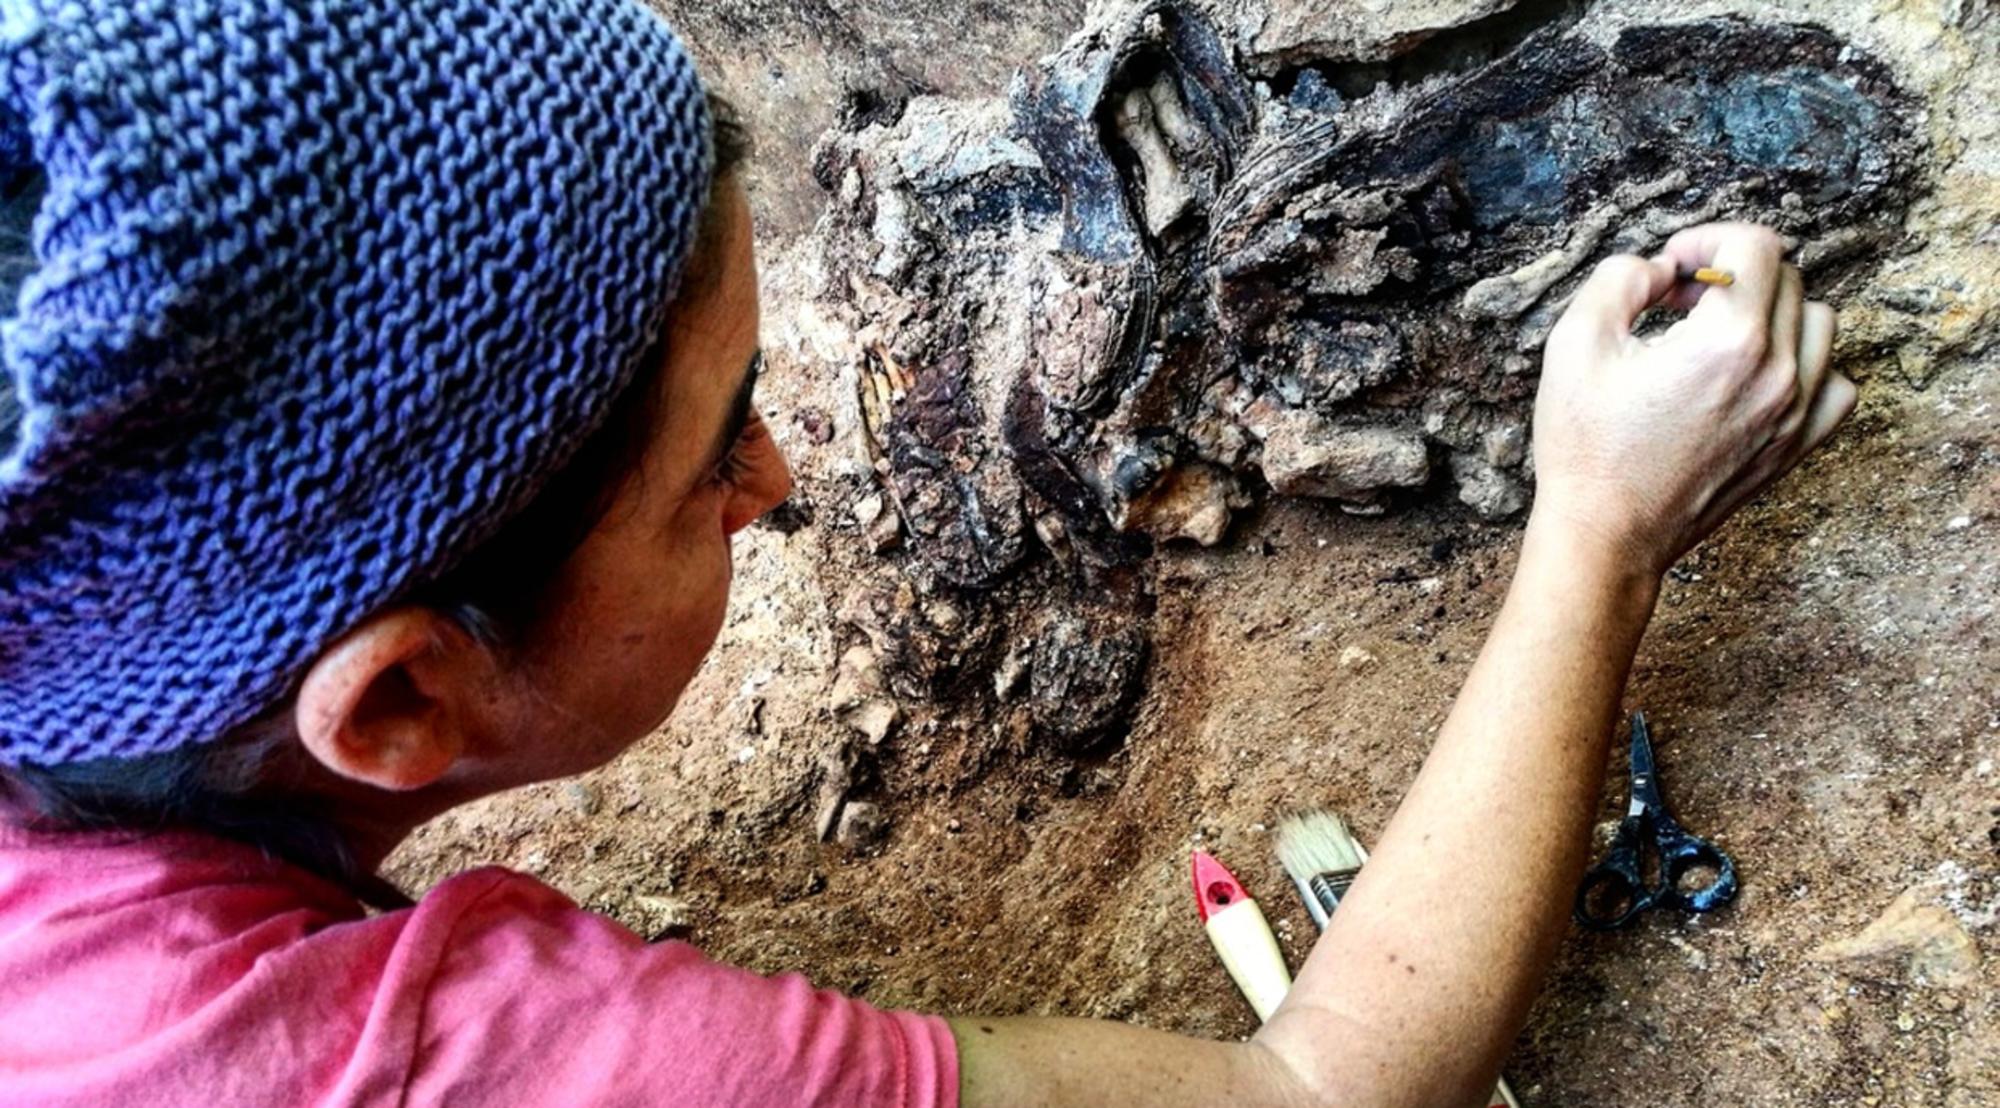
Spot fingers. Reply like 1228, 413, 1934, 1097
1786, 301, 1837, 433
1765, 263, 1804, 370
1797, 372, 1857, 455
1707, 306, 1854, 523
1659, 222, 1786, 335
1549, 253, 1679, 354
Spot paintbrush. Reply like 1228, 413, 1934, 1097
1274, 808, 1368, 929
1274, 809, 1523, 1108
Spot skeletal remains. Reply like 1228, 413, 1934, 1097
809, 1, 1920, 750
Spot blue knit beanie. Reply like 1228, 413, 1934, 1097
0, 0, 715, 766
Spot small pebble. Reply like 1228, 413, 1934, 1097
837, 801, 891, 849
564, 780, 601, 817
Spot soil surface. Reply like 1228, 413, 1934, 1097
389, 1, 1999, 1104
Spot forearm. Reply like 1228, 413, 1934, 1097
1257, 516, 1661, 1107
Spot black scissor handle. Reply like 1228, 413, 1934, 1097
1655, 828, 1738, 914
1573, 841, 1655, 931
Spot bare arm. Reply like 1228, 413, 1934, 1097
955, 223, 1856, 1108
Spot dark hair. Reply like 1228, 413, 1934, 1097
1, 94, 753, 896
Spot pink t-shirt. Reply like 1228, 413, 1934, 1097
0, 820, 959, 1107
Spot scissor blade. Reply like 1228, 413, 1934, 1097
1627, 711, 1665, 811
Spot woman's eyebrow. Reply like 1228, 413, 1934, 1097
707, 349, 763, 471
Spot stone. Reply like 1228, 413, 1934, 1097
1338, 644, 1378, 669
629, 894, 695, 941
842, 697, 903, 745
831, 644, 904, 743
1451, 452, 1530, 520
1482, 422, 1529, 469
814, 750, 854, 842
1118, 461, 1247, 546
1029, 608, 1150, 752
1810, 889, 1982, 988
829, 645, 887, 710
854, 493, 887, 527
1241, 0, 1521, 67
836, 801, 892, 849
564, 780, 601, 817
799, 407, 835, 445
1255, 410, 1430, 502
866, 509, 903, 552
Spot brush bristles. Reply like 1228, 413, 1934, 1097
1274, 808, 1366, 883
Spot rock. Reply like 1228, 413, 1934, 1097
992, 645, 1031, 700
1117, 462, 1247, 546
830, 645, 887, 710
1241, 0, 1522, 67
799, 407, 835, 445
1810, 889, 1982, 988
830, 644, 903, 743
629, 894, 695, 941
1251, 318, 1404, 410
814, 751, 853, 842
1482, 422, 1529, 469
854, 493, 887, 527
842, 697, 903, 745
1255, 409, 1430, 502
836, 801, 892, 849
1451, 452, 1529, 520
1029, 608, 1150, 752
1338, 644, 1378, 669
866, 509, 903, 552
564, 780, 601, 817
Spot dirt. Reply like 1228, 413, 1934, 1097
387, 1, 2000, 1104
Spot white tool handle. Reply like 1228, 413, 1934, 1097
1204, 899, 1293, 1022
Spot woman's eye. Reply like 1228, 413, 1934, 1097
711, 415, 765, 487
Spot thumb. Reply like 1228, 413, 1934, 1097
1551, 254, 1679, 353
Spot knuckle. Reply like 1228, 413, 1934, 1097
1587, 254, 1650, 296
1763, 376, 1801, 421
1701, 321, 1768, 370
1593, 253, 1646, 278
1742, 224, 1783, 255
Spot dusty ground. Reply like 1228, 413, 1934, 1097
390, 1, 1999, 1104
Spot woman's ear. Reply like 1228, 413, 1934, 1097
295, 608, 489, 791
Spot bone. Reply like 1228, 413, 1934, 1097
806, 0, 1922, 742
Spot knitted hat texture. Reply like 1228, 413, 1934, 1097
0, 0, 714, 765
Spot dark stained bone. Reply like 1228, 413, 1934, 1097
811, 2, 1921, 749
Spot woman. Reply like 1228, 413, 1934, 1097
0, 1, 1854, 1105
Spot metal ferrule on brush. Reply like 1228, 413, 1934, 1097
1303, 869, 1357, 931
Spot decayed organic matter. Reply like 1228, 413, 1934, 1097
808, 1, 1919, 745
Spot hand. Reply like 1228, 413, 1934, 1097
1528, 222, 1856, 577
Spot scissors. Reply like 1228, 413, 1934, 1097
1573, 711, 1738, 931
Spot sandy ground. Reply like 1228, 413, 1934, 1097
389, 1, 1999, 1103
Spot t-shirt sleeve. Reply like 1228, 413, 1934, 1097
382, 868, 959, 1108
